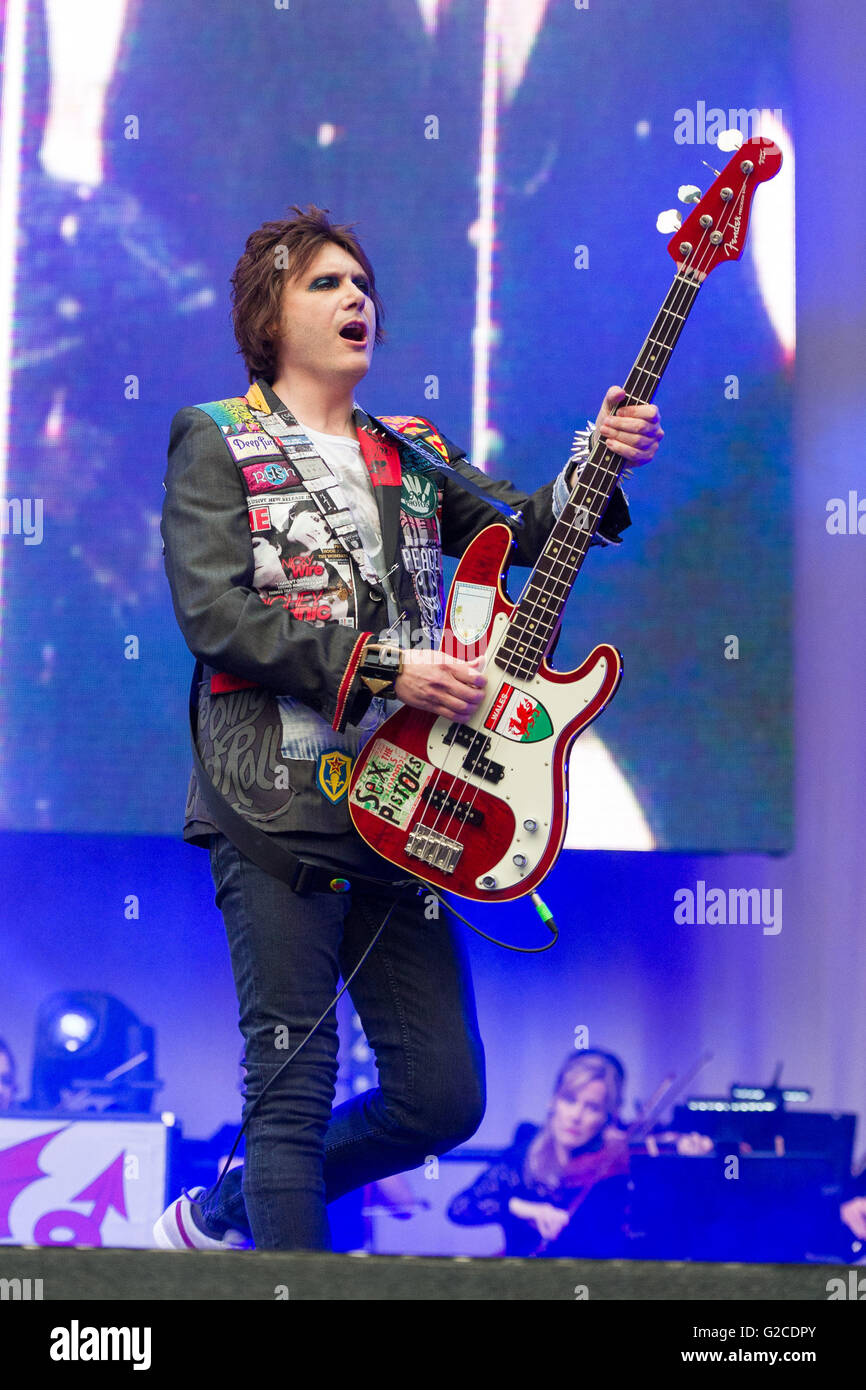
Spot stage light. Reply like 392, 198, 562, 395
29, 991, 161, 1113
55, 1009, 97, 1052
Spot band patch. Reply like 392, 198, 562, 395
350, 740, 432, 827
226, 432, 285, 464
484, 685, 553, 742
197, 397, 259, 433
400, 471, 438, 518
381, 416, 450, 462
316, 749, 353, 803
241, 461, 302, 494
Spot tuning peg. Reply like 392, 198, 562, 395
701, 160, 722, 178
677, 184, 702, 205
656, 209, 682, 234
717, 128, 744, 153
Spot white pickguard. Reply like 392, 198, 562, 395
425, 612, 613, 892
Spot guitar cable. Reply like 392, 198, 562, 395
190, 880, 558, 1219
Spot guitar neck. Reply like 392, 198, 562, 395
495, 269, 703, 680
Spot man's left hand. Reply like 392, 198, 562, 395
590, 384, 664, 470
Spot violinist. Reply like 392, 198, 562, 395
448, 1048, 712, 1257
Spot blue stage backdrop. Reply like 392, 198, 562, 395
0, 0, 792, 852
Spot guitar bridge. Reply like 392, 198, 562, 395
405, 824, 464, 875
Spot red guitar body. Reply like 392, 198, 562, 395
348, 524, 622, 902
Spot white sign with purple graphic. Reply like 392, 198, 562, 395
0, 1117, 169, 1248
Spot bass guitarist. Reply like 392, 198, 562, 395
155, 203, 662, 1252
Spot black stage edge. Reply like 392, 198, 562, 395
0, 1246, 862, 1300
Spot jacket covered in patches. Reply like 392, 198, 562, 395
160, 377, 631, 843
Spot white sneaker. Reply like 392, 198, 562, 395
153, 1186, 251, 1250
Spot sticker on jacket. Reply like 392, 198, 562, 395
316, 750, 353, 803
400, 471, 438, 518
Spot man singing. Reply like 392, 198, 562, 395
155, 205, 662, 1251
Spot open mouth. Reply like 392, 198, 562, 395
339, 320, 367, 343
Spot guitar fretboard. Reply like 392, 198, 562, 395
495, 270, 702, 682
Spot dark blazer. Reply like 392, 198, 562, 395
160, 378, 631, 843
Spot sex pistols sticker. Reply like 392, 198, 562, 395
350, 740, 433, 827
484, 684, 553, 742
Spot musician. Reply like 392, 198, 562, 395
448, 1048, 713, 1257
156, 205, 663, 1252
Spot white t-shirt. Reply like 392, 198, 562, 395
296, 416, 400, 629
297, 422, 382, 582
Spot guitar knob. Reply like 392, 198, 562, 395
512, 854, 527, 868
523, 819, 538, 833
480, 875, 497, 889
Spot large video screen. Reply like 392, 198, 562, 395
0, 0, 792, 849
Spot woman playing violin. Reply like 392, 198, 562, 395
448, 1048, 711, 1257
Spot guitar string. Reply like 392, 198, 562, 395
409, 276, 704, 869
383, 161, 756, 886
399, 174, 745, 876
408, 251, 717, 862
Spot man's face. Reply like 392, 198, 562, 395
272, 242, 375, 385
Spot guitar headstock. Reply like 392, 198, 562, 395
667, 136, 782, 281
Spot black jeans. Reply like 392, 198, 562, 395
199, 831, 486, 1250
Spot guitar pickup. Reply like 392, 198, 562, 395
405, 825, 464, 874
443, 722, 482, 750
467, 756, 504, 784
442, 723, 504, 783
421, 786, 484, 825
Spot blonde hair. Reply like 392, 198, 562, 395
525, 1050, 625, 1190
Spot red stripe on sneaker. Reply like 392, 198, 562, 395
174, 1200, 198, 1249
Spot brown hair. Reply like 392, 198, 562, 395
524, 1049, 625, 1190
230, 204, 386, 384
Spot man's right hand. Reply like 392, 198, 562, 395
394, 649, 486, 721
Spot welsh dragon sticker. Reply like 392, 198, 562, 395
484, 684, 553, 742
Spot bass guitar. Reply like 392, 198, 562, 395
348, 137, 782, 902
